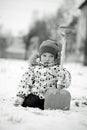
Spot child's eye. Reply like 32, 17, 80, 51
43, 54, 46, 57
50, 55, 54, 58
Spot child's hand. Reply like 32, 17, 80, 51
57, 84, 65, 92
14, 97, 24, 107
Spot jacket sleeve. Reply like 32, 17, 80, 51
16, 66, 35, 98
57, 68, 71, 88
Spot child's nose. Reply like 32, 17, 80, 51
46, 57, 49, 61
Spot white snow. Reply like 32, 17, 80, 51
0, 59, 87, 130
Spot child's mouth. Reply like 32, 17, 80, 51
44, 62, 49, 65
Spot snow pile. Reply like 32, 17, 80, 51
0, 59, 87, 130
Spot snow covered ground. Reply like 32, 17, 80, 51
0, 59, 87, 130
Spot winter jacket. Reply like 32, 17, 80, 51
16, 62, 71, 101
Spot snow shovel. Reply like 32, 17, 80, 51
44, 26, 71, 110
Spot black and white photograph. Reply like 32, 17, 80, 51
0, 0, 87, 130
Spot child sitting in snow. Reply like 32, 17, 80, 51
14, 40, 71, 110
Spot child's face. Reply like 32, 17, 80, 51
41, 52, 55, 64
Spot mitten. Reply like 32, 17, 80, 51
14, 97, 24, 106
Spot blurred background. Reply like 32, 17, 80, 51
0, 2, 87, 129
0, 0, 87, 65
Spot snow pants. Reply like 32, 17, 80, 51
22, 94, 44, 110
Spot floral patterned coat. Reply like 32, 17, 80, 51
16, 63, 71, 100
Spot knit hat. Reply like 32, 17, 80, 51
39, 40, 58, 58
